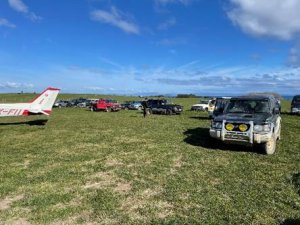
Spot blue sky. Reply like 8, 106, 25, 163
0, 0, 300, 95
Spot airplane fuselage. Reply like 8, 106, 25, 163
0, 103, 30, 117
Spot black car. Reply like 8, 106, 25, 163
209, 95, 281, 155
291, 95, 300, 114
146, 99, 183, 115
121, 101, 132, 110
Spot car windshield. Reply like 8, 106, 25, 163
200, 100, 209, 104
225, 100, 270, 114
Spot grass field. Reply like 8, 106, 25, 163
0, 94, 299, 225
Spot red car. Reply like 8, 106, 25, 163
91, 99, 121, 112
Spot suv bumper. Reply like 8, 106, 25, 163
209, 128, 273, 144
291, 108, 300, 114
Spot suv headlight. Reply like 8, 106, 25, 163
254, 124, 271, 132
212, 121, 222, 129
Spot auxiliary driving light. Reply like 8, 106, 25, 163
225, 123, 234, 131
239, 124, 248, 132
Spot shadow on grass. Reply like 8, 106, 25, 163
0, 119, 48, 126
280, 219, 300, 225
292, 172, 300, 196
183, 127, 261, 154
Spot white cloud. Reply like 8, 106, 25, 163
0, 81, 34, 89
158, 17, 176, 30
90, 6, 139, 35
8, 0, 42, 22
8, 0, 28, 13
85, 86, 115, 91
0, 18, 16, 28
227, 0, 300, 40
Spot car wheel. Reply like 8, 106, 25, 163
261, 134, 276, 155
166, 109, 172, 115
105, 107, 111, 112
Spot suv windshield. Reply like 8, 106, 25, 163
214, 98, 230, 112
225, 100, 270, 114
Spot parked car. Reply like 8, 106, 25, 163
129, 101, 143, 110
209, 95, 281, 155
91, 99, 121, 112
147, 99, 183, 115
291, 95, 300, 114
53, 100, 72, 108
121, 101, 133, 110
191, 99, 216, 112
77, 99, 93, 108
211, 97, 231, 118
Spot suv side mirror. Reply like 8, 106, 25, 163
273, 107, 280, 114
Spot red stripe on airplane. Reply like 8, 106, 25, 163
22, 110, 29, 116
29, 87, 61, 103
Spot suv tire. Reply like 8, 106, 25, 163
261, 134, 276, 155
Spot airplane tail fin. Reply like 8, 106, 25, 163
29, 87, 60, 115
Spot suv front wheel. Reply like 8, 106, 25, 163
260, 134, 276, 155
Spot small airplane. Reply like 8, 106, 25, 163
0, 87, 60, 117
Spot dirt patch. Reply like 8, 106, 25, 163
105, 159, 123, 167
113, 182, 132, 193
84, 171, 132, 194
23, 160, 30, 169
155, 200, 173, 218
51, 210, 94, 225
0, 194, 24, 211
85, 171, 115, 188
170, 155, 183, 174
142, 188, 162, 198
7, 218, 31, 225
120, 186, 172, 221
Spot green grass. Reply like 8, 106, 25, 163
0, 94, 299, 224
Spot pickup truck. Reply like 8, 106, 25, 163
91, 99, 121, 112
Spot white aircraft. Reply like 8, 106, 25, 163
0, 87, 60, 117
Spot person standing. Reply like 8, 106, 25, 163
142, 99, 148, 118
